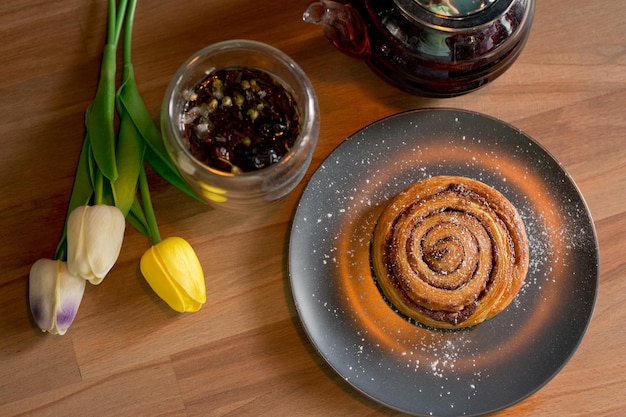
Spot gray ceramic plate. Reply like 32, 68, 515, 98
289, 108, 598, 417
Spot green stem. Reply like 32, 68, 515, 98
94, 169, 104, 205
107, 0, 116, 45
124, 0, 138, 66
139, 164, 161, 245
112, 0, 129, 47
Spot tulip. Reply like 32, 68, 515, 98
66, 204, 125, 284
140, 237, 206, 312
29, 259, 86, 335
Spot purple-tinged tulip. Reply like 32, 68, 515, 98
29, 259, 85, 335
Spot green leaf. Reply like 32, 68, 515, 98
86, 44, 118, 182
112, 115, 145, 216
117, 64, 202, 202
112, 66, 147, 217
54, 134, 94, 261
127, 197, 151, 237
117, 65, 161, 143
144, 147, 202, 201
70, 134, 96, 212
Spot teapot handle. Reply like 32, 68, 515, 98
303, 0, 370, 60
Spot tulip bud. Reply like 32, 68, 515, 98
29, 259, 86, 335
140, 237, 206, 312
67, 204, 125, 284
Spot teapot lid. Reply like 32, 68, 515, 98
414, 0, 497, 17
396, 0, 516, 28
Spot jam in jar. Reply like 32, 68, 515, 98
181, 67, 301, 174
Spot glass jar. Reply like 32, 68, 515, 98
161, 40, 320, 212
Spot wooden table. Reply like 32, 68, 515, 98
1, 1, 624, 416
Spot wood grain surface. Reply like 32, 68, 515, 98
1, 1, 624, 416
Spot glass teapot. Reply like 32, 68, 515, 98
303, 0, 535, 97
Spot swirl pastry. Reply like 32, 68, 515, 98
372, 176, 529, 329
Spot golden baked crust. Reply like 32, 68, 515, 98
371, 176, 529, 329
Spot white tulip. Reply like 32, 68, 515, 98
29, 259, 85, 335
67, 204, 125, 284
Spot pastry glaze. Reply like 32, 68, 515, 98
372, 176, 529, 329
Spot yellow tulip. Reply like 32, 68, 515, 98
29, 259, 86, 335
67, 204, 125, 284
139, 237, 206, 312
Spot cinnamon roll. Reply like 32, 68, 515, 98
372, 176, 529, 329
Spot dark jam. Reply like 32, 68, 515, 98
182, 67, 300, 173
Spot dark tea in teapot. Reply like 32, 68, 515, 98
304, 0, 535, 97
